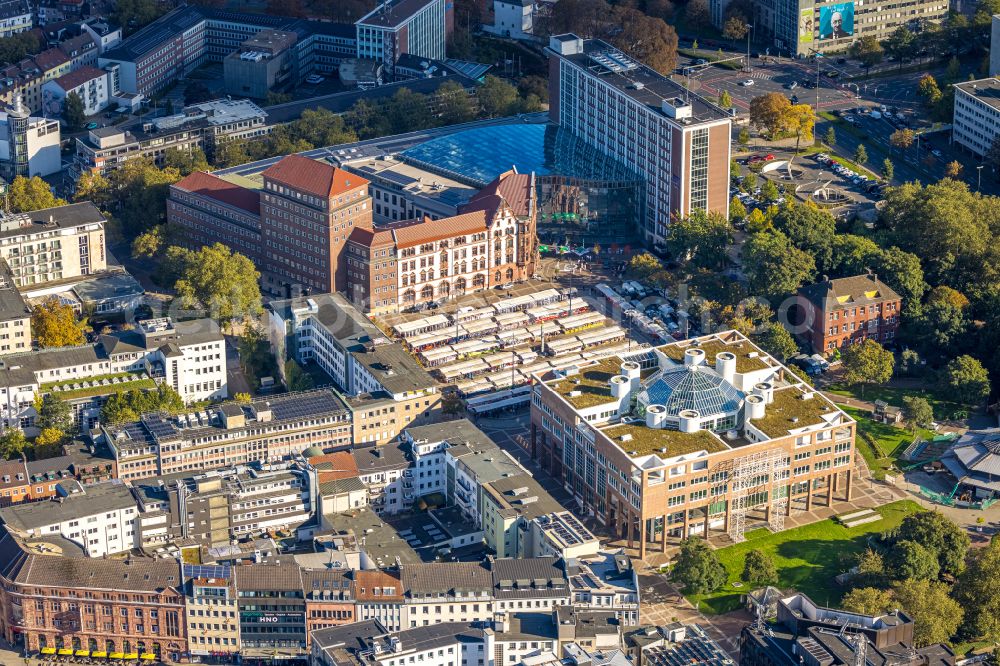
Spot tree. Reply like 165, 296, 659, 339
31, 298, 85, 348
841, 339, 894, 398
786, 103, 814, 152
896, 510, 970, 577
892, 580, 963, 647
954, 539, 1000, 641
234, 393, 252, 404
718, 90, 733, 110
946, 55, 961, 82
743, 230, 816, 298
886, 540, 940, 581
8, 176, 68, 213
944, 161, 963, 178
773, 202, 837, 271
112, 0, 166, 35
938, 355, 991, 406
284, 359, 314, 392
214, 139, 251, 168
671, 537, 726, 594
890, 128, 915, 151
853, 144, 868, 165
825, 125, 836, 146
738, 127, 750, 148
829, 234, 881, 277
875, 247, 926, 316
100, 384, 185, 426
722, 15, 749, 40
626, 252, 662, 280
884, 26, 917, 67
854, 548, 887, 588
36, 394, 72, 434
841, 587, 893, 615
749, 93, 791, 139
902, 396, 934, 431
729, 196, 747, 223
163, 147, 209, 176
476, 76, 521, 118
34, 427, 65, 449
663, 210, 732, 269
918, 74, 943, 106
850, 35, 883, 75
610, 8, 678, 75
910, 289, 969, 355
741, 549, 777, 585
436, 81, 475, 125
881, 158, 894, 181
760, 180, 780, 203
63, 91, 85, 129
755, 323, 798, 361
685, 0, 711, 30
170, 243, 263, 327
0, 429, 27, 460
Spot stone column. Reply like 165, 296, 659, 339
639, 516, 647, 560
805, 481, 813, 511
845, 469, 853, 501
661, 514, 669, 552
826, 474, 834, 506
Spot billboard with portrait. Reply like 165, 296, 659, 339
818, 2, 854, 40
799, 8, 814, 44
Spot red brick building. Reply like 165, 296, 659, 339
302, 569, 354, 644
167, 171, 263, 263
797, 274, 903, 354
0, 532, 187, 659
343, 171, 537, 314
260, 154, 373, 296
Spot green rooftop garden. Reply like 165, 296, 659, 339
41, 372, 155, 401
600, 422, 728, 457
752, 387, 838, 438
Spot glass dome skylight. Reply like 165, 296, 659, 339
639, 366, 745, 417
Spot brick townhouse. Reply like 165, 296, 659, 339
797, 273, 903, 355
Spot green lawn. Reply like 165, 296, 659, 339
686, 500, 923, 614
840, 406, 932, 479
825, 383, 971, 421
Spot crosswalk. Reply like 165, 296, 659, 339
746, 70, 774, 80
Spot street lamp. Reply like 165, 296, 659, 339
746, 24, 753, 73
977, 165, 984, 191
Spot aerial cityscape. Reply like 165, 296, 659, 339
0, 0, 999, 664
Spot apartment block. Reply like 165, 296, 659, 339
0, 96, 61, 179
133, 462, 316, 549
953, 78, 1000, 158
530, 330, 857, 559
312, 620, 494, 666
0, 258, 30, 355
74, 98, 268, 177
0, 480, 138, 557
0, 315, 225, 434
547, 35, 731, 245
268, 292, 441, 444
103, 389, 351, 481
796, 273, 902, 354
0, 202, 105, 287
0, 0, 31, 39
344, 170, 538, 314
183, 564, 241, 660
41, 65, 110, 116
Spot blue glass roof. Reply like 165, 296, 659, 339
641, 367, 745, 417
399, 122, 641, 188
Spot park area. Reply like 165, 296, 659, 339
841, 406, 934, 480
685, 500, 923, 615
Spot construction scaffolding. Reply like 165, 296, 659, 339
728, 448, 791, 543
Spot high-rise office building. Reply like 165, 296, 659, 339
546, 35, 732, 246
260, 154, 373, 295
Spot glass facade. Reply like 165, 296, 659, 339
400, 122, 645, 246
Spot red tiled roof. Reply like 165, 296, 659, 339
462, 170, 534, 218
261, 154, 369, 199
391, 211, 488, 249
348, 226, 395, 247
309, 451, 360, 483
173, 172, 260, 215
51, 65, 105, 91
32, 47, 70, 71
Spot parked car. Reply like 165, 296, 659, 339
305, 74, 325, 84
741, 79, 755, 86
785, 81, 798, 90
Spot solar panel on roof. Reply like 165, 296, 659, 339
184, 564, 232, 580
